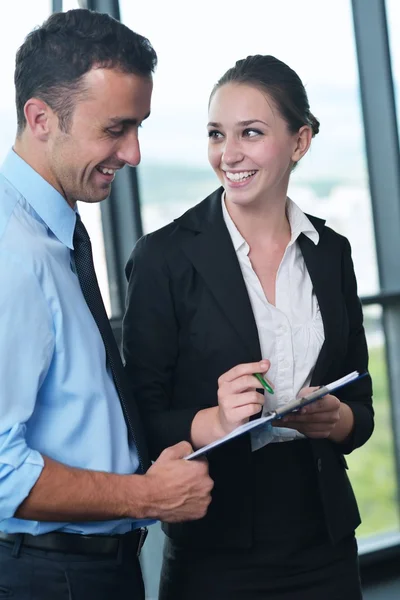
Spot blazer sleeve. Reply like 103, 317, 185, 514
123, 234, 203, 459
335, 235, 374, 454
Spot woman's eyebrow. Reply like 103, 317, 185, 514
207, 119, 269, 128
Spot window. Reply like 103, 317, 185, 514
61, 0, 113, 314
0, 0, 112, 315
0, 2, 52, 163
386, 0, 400, 140
347, 305, 399, 538
121, 0, 379, 302
116, 2, 400, 594
121, 0, 391, 544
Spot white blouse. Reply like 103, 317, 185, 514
221, 196, 325, 450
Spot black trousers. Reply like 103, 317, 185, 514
160, 531, 361, 600
0, 536, 145, 600
159, 440, 363, 600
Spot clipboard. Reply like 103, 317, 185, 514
185, 370, 365, 460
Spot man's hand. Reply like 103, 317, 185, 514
141, 441, 213, 523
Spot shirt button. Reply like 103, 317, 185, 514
317, 458, 323, 472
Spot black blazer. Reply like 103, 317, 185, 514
123, 188, 374, 550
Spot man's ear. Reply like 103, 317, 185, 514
24, 98, 55, 141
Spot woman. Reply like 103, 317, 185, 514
123, 55, 373, 599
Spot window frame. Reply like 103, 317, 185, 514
59, 0, 400, 568
352, 0, 400, 558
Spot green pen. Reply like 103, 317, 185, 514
253, 372, 274, 394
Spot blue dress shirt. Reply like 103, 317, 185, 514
0, 150, 153, 535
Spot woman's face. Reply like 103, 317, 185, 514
207, 82, 309, 207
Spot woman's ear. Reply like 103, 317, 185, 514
291, 125, 312, 163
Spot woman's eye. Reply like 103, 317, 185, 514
208, 130, 223, 139
243, 128, 262, 138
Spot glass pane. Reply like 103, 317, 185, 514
0, 2, 52, 162
77, 202, 111, 315
119, 0, 397, 588
62, 0, 113, 315
0, 0, 112, 315
62, 0, 81, 9
386, 0, 400, 141
121, 0, 379, 297
347, 305, 399, 541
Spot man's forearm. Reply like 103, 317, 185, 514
15, 455, 150, 522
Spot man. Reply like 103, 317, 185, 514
0, 9, 213, 600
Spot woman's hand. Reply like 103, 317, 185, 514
190, 359, 272, 449
216, 359, 271, 435
277, 386, 354, 442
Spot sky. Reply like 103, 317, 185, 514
1, 0, 398, 298
119, 0, 361, 173
1, 0, 400, 176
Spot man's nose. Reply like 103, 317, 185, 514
116, 132, 141, 167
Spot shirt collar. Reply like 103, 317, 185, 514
221, 192, 247, 252
286, 197, 319, 246
0, 149, 76, 249
221, 192, 319, 253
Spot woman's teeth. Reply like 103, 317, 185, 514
225, 170, 256, 182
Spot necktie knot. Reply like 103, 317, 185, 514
73, 214, 91, 247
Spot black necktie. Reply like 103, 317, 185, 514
73, 214, 149, 473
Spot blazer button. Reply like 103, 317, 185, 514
317, 458, 322, 472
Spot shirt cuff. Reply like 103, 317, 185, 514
0, 450, 44, 520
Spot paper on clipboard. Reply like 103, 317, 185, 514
185, 370, 364, 460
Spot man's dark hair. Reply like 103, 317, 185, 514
15, 8, 157, 134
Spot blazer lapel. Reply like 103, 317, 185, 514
176, 190, 262, 362
175, 196, 342, 381
298, 230, 341, 384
